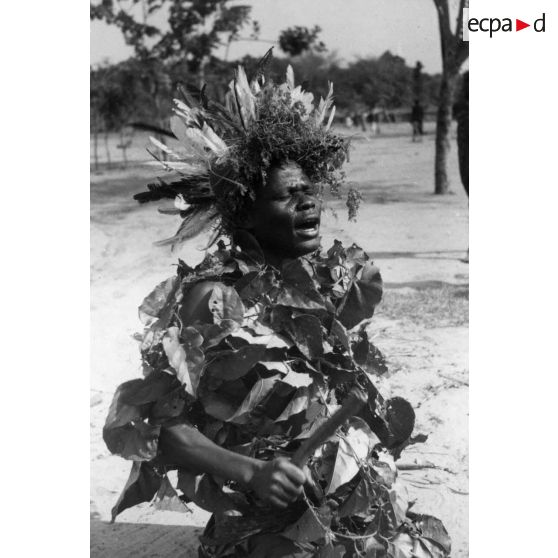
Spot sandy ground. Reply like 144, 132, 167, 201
90, 124, 469, 557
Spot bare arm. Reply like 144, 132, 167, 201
165, 281, 306, 508
160, 423, 306, 509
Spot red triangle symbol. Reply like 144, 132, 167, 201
516, 19, 530, 31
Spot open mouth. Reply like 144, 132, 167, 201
295, 216, 320, 239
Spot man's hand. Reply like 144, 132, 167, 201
248, 458, 307, 508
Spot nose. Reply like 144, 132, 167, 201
297, 194, 316, 211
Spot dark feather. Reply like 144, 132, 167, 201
177, 84, 201, 109
129, 121, 174, 138
154, 206, 219, 248
252, 47, 274, 85
134, 177, 214, 204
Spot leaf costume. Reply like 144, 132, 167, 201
103, 55, 451, 557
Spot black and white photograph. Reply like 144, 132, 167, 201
90, 2, 469, 556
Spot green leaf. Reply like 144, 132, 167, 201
345, 244, 369, 269
162, 326, 194, 394
327, 425, 371, 493
199, 390, 239, 422
387, 533, 415, 558
120, 371, 179, 405
111, 461, 162, 522
177, 470, 247, 515
205, 344, 266, 382
228, 376, 279, 424
414, 515, 451, 555
197, 319, 239, 349
237, 269, 277, 300
330, 318, 350, 352
275, 386, 311, 421
256, 360, 291, 376
282, 258, 318, 291
388, 479, 409, 524
104, 379, 146, 430
181, 327, 206, 392
150, 387, 187, 422
181, 326, 204, 349
103, 421, 161, 461
337, 475, 374, 518
208, 284, 245, 324
370, 348, 387, 375
371, 456, 397, 488
368, 501, 398, 540
283, 505, 331, 543
410, 538, 438, 558
276, 283, 326, 311
281, 368, 313, 388
337, 263, 383, 329
138, 276, 180, 326
103, 381, 160, 459
276, 259, 326, 310
316, 542, 346, 558
414, 537, 448, 558
152, 474, 190, 513
284, 314, 324, 359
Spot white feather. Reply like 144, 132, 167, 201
315, 82, 334, 125
234, 66, 256, 123
170, 116, 207, 158
325, 105, 336, 131
174, 194, 189, 211
286, 65, 295, 90
250, 79, 261, 95
149, 136, 179, 158
201, 123, 228, 155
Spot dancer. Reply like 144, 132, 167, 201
104, 57, 450, 557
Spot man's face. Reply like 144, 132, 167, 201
250, 162, 321, 260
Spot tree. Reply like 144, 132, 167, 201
90, 1, 254, 78
278, 25, 326, 57
432, 0, 469, 194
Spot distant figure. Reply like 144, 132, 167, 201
344, 115, 353, 128
352, 112, 367, 132
365, 111, 374, 132
411, 100, 424, 141
453, 71, 469, 262
370, 107, 383, 135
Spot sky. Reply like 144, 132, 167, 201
90, 0, 446, 74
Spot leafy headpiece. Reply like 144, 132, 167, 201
135, 52, 350, 248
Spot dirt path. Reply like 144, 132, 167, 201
90, 128, 469, 556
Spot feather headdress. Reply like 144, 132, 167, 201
135, 50, 349, 249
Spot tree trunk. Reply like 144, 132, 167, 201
104, 130, 112, 168
93, 127, 99, 172
120, 128, 128, 168
434, 70, 459, 194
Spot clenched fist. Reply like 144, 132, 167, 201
248, 458, 308, 508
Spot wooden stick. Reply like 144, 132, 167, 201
397, 462, 457, 475
292, 389, 367, 467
